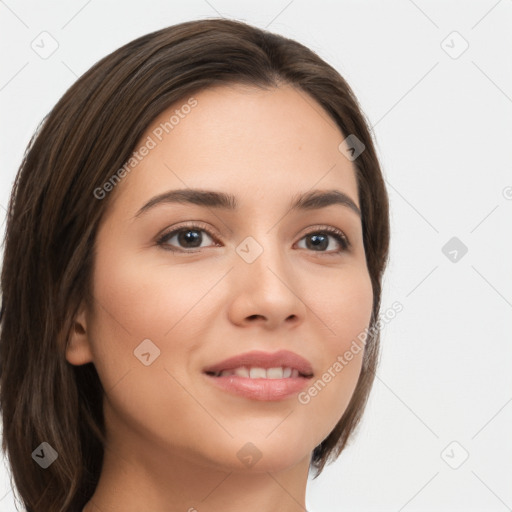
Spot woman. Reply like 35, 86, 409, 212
0, 18, 389, 512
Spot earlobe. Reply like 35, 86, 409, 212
65, 307, 94, 366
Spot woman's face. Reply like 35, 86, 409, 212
68, 83, 373, 473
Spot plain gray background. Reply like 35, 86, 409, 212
1, 1, 511, 511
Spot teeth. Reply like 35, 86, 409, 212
216, 366, 301, 379
266, 367, 284, 379
234, 367, 249, 378
249, 367, 266, 379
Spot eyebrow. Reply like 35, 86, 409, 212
134, 188, 361, 218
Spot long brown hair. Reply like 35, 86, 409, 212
0, 18, 389, 512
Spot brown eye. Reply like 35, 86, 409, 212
296, 227, 349, 254
156, 223, 219, 252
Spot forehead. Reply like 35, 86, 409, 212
106, 83, 359, 217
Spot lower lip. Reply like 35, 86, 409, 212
204, 373, 312, 401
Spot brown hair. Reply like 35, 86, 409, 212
0, 18, 389, 512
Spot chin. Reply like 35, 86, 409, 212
209, 437, 313, 474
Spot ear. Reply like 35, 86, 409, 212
65, 302, 94, 366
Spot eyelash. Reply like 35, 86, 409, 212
156, 221, 350, 255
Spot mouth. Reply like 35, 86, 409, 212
205, 366, 311, 378
202, 350, 314, 401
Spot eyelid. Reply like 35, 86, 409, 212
156, 222, 350, 253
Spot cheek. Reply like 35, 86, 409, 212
315, 263, 374, 346
298, 266, 373, 439
87, 246, 221, 387
86, 249, 222, 447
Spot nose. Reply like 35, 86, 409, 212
227, 236, 306, 330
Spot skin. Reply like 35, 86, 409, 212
67, 83, 374, 512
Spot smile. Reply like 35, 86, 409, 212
203, 350, 314, 401
208, 366, 302, 379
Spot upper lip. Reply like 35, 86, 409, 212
203, 349, 314, 377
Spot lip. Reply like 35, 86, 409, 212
202, 349, 314, 401
203, 349, 314, 376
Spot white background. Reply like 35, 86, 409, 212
1, 1, 511, 511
